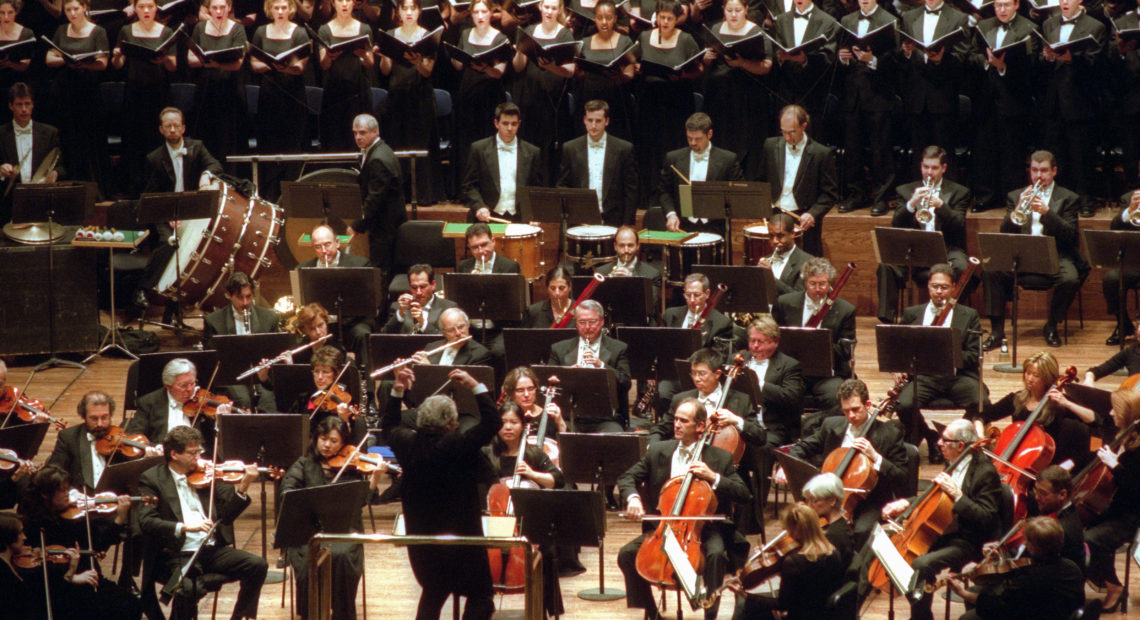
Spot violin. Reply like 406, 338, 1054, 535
181, 388, 252, 419
709, 355, 747, 465
60, 491, 158, 520
0, 447, 37, 474
309, 384, 360, 420
925, 521, 1034, 593
325, 445, 401, 475
93, 426, 151, 460
12, 546, 102, 570
0, 386, 67, 430
186, 459, 283, 489
737, 530, 802, 591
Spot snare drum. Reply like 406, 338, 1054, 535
743, 223, 803, 266
565, 225, 617, 267
499, 223, 544, 281
666, 232, 725, 285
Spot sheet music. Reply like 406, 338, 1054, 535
870, 524, 915, 595
662, 526, 704, 605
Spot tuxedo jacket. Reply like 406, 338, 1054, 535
771, 290, 856, 378
893, 178, 971, 251
757, 136, 838, 219
456, 253, 522, 274
662, 305, 734, 348
789, 415, 909, 508
383, 297, 458, 334
648, 387, 754, 443
938, 454, 1003, 548
838, 9, 899, 113
142, 138, 221, 194
771, 246, 813, 295
424, 337, 493, 366
900, 301, 981, 378
557, 133, 638, 226
47, 424, 100, 491
547, 335, 632, 387
202, 304, 281, 348
772, 8, 840, 106
968, 15, 1040, 117
1001, 183, 1089, 272
461, 135, 545, 219
898, 5, 970, 115
126, 387, 216, 450
137, 460, 250, 554
298, 252, 371, 269
354, 138, 407, 243
0, 121, 64, 183
658, 146, 743, 219
747, 350, 806, 438
1039, 12, 1105, 120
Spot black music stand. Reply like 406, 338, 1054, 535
532, 366, 617, 429
570, 275, 654, 326
1063, 383, 1115, 440
875, 325, 962, 442
0, 422, 48, 458
408, 364, 495, 415
976, 233, 1059, 373
280, 181, 362, 223
672, 359, 697, 393
442, 273, 528, 343
558, 432, 647, 601
297, 267, 384, 346
13, 183, 91, 377
96, 455, 164, 493
133, 350, 218, 412
679, 181, 772, 261
772, 450, 820, 502
212, 333, 295, 409
518, 187, 601, 259
219, 412, 308, 583
872, 226, 949, 317
136, 189, 217, 336
696, 264, 778, 313
511, 487, 607, 611
1082, 230, 1140, 350
503, 328, 577, 370
270, 364, 363, 414
274, 480, 372, 547
778, 327, 835, 377
616, 327, 703, 406
366, 334, 438, 370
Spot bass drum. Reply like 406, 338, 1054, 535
277, 168, 370, 269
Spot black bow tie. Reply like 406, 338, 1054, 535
794, 10, 812, 19
997, 20, 1010, 30
925, 6, 942, 15
858, 12, 873, 20
1061, 14, 1079, 23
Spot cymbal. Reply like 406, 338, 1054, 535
2, 221, 66, 244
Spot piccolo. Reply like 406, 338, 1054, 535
235, 333, 333, 381
369, 335, 474, 378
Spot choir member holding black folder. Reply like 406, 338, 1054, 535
314, 0, 374, 152
572, 0, 636, 139
188, 0, 247, 168
449, 0, 511, 182
511, 0, 577, 180
250, 0, 310, 199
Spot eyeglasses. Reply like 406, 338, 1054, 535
578, 318, 602, 326
937, 436, 963, 445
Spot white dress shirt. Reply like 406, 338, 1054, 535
922, 301, 951, 326
232, 307, 251, 335
587, 132, 607, 210
1030, 183, 1053, 236
166, 139, 187, 192
439, 343, 459, 366
793, 8, 812, 45
671, 441, 699, 477
769, 247, 792, 279
746, 358, 769, 392
682, 309, 703, 328
14, 121, 33, 183
802, 295, 823, 325
1058, 12, 1079, 43
397, 297, 434, 332
777, 135, 807, 212
841, 416, 884, 470
495, 135, 518, 216
923, 3, 942, 44
317, 250, 341, 268
950, 453, 971, 490
687, 143, 712, 223
166, 392, 192, 436
171, 468, 210, 552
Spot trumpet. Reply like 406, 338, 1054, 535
1010, 180, 1043, 226
915, 176, 936, 225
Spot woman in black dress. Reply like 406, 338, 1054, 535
0, 0, 34, 125
634, 0, 701, 202
451, 0, 508, 185
801, 472, 853, 565
281, 416, 388, 620
188, 0, 247, 170
701, 0, 770, 178
510, 0, 575, 181
523, 265, 575, 328
0, 513, 47, 620
317, 0, 373, 152
501, 366, 567, 437
288, 345, 369, 443
111, 0, 177, 193
45, 0, 110, 195
773, 503, 845, 620
378, 0, 441, 203
250, 0, 310, 201
572, 0, 634, 139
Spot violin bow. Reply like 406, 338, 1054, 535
207, 432, 220, 522
39, 530, 53, 620
331, 433, 373, 484
308, 361, 354, 421
79, 484, 99, 588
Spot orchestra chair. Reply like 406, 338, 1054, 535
304, 86, 323, 150
386, 220, 456, 297
1015, 282, 1083, 344
828, 581, 858, 620
168, 83, 197, 118
244, 85, 259, 150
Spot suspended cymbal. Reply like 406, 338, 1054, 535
2, 221, 67, 244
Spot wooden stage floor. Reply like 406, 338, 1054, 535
4, 315, 1140, 619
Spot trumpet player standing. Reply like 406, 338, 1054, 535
981, 150, 1089, 349
876, 146, 973, 324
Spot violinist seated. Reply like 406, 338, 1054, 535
893, 264, 984, 464
47, 391, 126, 492
1020, 465, 1086, 574
137, 425, 267, 620
524, 265, 576, 329
0, 513, 49, 619
616, 398, 751, 620
480, 402, 567, 616
947, 516, 1084, 620
775, 379, 908, 548
381, 264, 457, 334
656, 273, 734, 412
288, 345, 370, 447
17, 465, 141, 619
771, 257, 855, 431
1082, 389, 1140, 613
126, 358, 226, 458
546, 299, 632, 432
880, 419, 1002, 620
1084, 322, 1140, 385
201, 271, 282, 412
280, 416, 388, 620
0, 359, 56, 426
973, 351, 1095, 470
800, 473, 854, 566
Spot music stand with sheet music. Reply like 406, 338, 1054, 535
442, 273, 528, 343
778, 327, 835, 377
408, 364, 495, 414
678, 181, 773, 261
570, 275, 654, 326
976, 232, 1059, 373
219, 412, 308, 582
511, 488, 608, 606
518, 187, 602, 260
1063, 382, 1115, 441
558, 431, 647, 601
616, 326, 703, 385
137, 189, 217, 336
1082, 230, 1140, 350
274, 480, 372, 546
96, 455, 164, 493
532, 366, 618, 429
503, 328, 577, 371
297, 267, 385, 346
696, 264, 778, 313
270, 364, 363, 415
876, 325, 962, 442
0, 422, 49, 458
872, 227, 949, 318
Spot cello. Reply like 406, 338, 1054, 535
990, 366, 1076, 521
867, 437, 992, 594
709, 355, 747, 465
1066, 417, 1140, 524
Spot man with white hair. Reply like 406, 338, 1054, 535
547, 299, 631, 432
126, 358, 229, 456
412, 307, 492, 367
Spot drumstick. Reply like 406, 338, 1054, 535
486, 215, 512, 224
670, 165, 691, 185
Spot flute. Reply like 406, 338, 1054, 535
369, 335, 474, 378
235, 333, 333, 381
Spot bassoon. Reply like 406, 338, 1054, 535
804, 263, 855, 328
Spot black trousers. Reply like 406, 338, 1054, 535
895, 374, 985, 446
1043, 116, 1095, 202
618, 527, 730, 620
1102, 268, 1140, 324
982, 256, 1087, 327
843, 108, 894, 206
876, 248, 970, 323
909, 536, 979, 620
165, 545, 268, 620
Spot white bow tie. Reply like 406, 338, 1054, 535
499, 143, 516, 153
171, 147, 187, 158
13, 125, 32, 136
693, 151, 709, 163
588, 139, 605, 149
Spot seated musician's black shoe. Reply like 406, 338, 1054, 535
981, 334, 1004, 351
1080, 203, 1097, 218
1043, 324, 1062, 347
837, 199, 860, 213
1107, 327, 1124, 346
131, 289, 150, 311
870, 201, 890, 216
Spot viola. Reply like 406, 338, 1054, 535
0, 386, 67, 430
486, 422, 541, 592
709, 355, 747, 466
0, 447, 37, 474
61, 491, 158, 520
991, 366, 1076, 521
309, 384, 360, 420
94, 426, 151, 460
325, 445, 401, 475
181, 388, 252, 419
822, 376, 907, 516
186, 459, 283, 489
737, 530, 802, 591
1066, 417, 1140, 525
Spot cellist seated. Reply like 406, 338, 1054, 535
775, 379, 908, 548
616, 399, 752, 620
880, 419, 1002, 620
